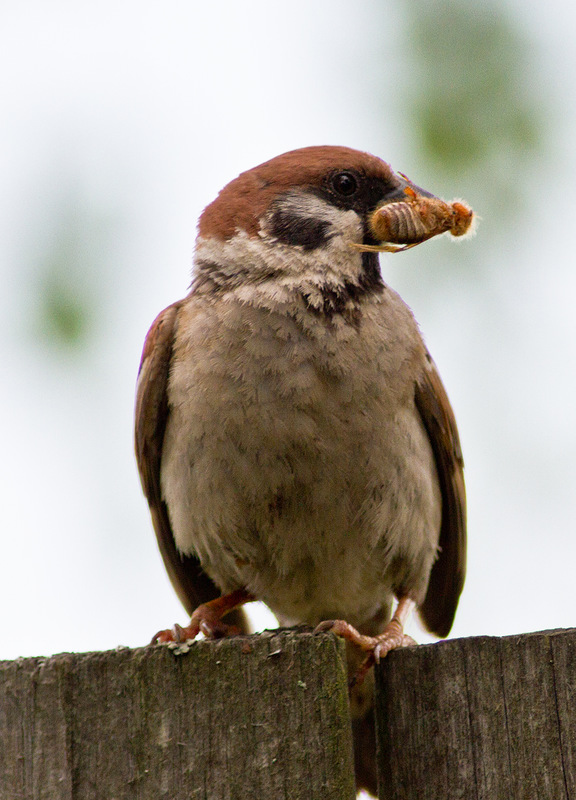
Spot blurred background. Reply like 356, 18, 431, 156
1, 0, 575, 662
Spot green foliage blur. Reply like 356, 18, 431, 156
403, 1, 545, 201
29, 190, 115, 352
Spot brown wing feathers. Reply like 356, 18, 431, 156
134, 301, 224, 616
416, 352, 466, 637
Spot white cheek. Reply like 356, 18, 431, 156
192, 192, 370, 309
324, 208, 364, 252
261, 191, 364, 249
195, 222, 366, 285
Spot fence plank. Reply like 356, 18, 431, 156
0, 630, 356, 800
375, 628, 576, 800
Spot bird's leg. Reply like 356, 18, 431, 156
315, 597, 417, 685
152, 588, 255, 644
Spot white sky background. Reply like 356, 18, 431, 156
1, 1, 575, 662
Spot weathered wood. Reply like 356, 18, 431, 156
375, 627, 576, 800
0, 630, 356, 800
6, 627, 576, 800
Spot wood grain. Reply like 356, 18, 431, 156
375, 628, 576, 800
4, 628, 575, 799
0, 631, 355, 800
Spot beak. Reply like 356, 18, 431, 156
384, 171, 438, 204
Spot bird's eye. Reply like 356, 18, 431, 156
331, 171, 359, 197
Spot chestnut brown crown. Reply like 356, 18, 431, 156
197, 145, 406, 242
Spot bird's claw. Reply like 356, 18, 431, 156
313, 619, 338, 635
150, 588, 254, 646
151, 621, 238, 646
373, 632, 417, 662
315, 611, 417, 686
151, 621, 200, 645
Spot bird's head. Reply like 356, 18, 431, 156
192, 146, 470, 305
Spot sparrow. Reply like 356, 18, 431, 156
135, 146, 467, 797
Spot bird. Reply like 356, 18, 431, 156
134, 145, 467, 797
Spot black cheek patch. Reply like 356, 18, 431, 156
267, 208, 333, 251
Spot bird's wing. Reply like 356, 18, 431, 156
415, 351, 467, 638
134, 300, 225, 617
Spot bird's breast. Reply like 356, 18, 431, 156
160, 288, 440, 627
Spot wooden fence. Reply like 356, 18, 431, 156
1, 628, 574, 799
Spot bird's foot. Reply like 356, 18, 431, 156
151, 588, 254, 646
314, 597, 417, 685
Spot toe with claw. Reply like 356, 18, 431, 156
151, 588, 254, 647
314, 597, 418, 685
